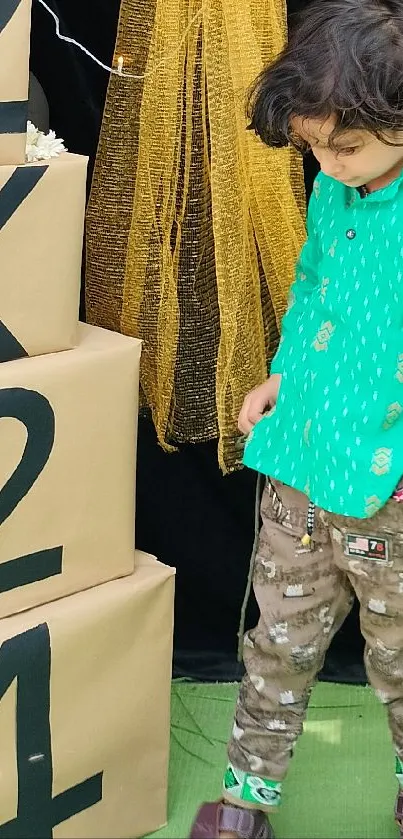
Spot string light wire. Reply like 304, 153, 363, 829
35, 0, 205, 80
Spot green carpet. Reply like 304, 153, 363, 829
148, 681, 399, 839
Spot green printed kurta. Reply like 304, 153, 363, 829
244, 170, 403, 518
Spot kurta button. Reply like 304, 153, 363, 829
346, 229, 356, 239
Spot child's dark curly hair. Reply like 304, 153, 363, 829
248, 0, 403, 152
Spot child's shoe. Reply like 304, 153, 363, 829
396, 789, 403, 837
189, 801, 274, 838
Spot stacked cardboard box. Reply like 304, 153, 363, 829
0, 5, 174, 837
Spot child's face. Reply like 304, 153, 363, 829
292, 116, 403, 190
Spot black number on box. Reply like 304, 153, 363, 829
0, 388, 63, 593
0, 623, 103, 837
0, 166, 48, 362
0, 0, 23, 34
0, 321, 27, 363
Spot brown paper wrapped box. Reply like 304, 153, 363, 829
0, 152, 88, 361
0, 0, 31, 164
0, 323, 141, 619
0, 551, 175, 838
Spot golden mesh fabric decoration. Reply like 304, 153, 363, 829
86, 0, 306, 472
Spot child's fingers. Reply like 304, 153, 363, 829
238, 413, 253, 434
238, 405, 264, 435
238, 400, 253, 433
248, 408, 264, 426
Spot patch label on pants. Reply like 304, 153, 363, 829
345, 534, 388, 563
224, 764, 243, 798
224, 762, 282, 807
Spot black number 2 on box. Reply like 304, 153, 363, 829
0, 388, 63, 593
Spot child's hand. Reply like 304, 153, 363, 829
238, 374, 282, 435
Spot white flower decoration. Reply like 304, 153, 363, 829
26, 121, 67, 162
26, 121, 40, 147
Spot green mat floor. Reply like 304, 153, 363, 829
148, 681, 399, 839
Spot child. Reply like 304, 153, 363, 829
189, 1, 403, 837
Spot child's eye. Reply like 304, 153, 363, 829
338, 147, 359, 156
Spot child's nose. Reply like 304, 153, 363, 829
313, 148, 343, 180
320, 162, 343, 179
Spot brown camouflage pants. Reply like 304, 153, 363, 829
228, 479, 403, 783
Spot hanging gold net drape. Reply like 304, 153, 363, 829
85, 0, 306, 472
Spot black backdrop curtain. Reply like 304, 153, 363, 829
30, 0, 365, 684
